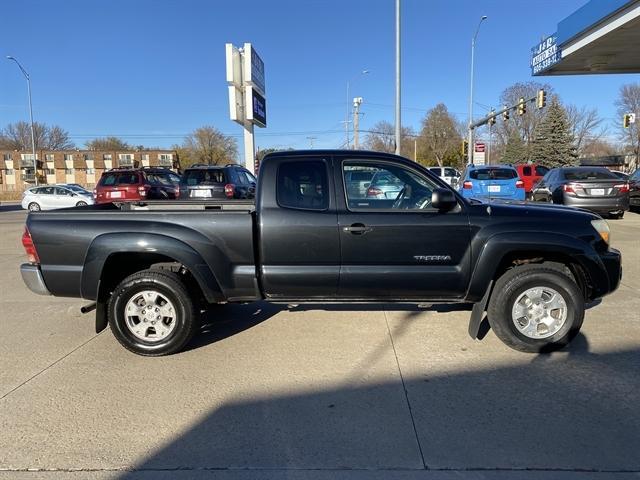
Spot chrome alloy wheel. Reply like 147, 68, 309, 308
511, 287, 568, 339
124, 290, 177, 342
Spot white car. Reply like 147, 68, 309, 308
428, 167, 461, 188
22, 185, 95, 211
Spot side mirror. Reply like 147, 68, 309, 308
431, 188, 457, 211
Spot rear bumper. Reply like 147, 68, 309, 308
20, 263, 51, 296
564, 195, 629, 213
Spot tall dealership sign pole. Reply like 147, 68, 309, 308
226, 43, 266, 174
394, 0, 401, 155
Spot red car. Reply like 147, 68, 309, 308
94, 168, 181, 204
515, 164, 549, 196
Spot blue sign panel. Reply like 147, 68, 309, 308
531, 35, 561, 75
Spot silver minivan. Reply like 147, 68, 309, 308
21, 185, 95, 211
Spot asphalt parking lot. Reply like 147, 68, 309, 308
1, 206, 639, 480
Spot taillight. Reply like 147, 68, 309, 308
516, 180, 524, 188
615, 183, 629, 193
224, 184, 235, 198
563, 184, 576, 194
462, 181, 473, 189
22, 227, 40, 264
366, 187, 383, 197
137, 185, 149, 197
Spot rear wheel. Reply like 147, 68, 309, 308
28, 202, 41, 212
487, 264, 584, 353
108, 269, 197, 356
76, 201, 87, 207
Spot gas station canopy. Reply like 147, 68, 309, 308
532, 0, 640, 76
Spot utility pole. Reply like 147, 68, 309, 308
346, 70, 369, 149
7, 56, 38, 185
352, 97, 363, 149
394, 0, 401, 155
467, 15, 487, 164
306, 136, 317, 149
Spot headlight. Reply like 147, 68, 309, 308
591, 219, 610, 244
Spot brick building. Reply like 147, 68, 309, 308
0, 149, 179, 192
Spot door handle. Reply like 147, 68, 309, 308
343, 223, 372, 235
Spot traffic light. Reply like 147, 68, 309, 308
502, 105, 510, 121
517, 97, 526, 116
462, 140, 469, 157
488, 109, 496, 126
536, 89, 547, 109
623, 113, 636, 128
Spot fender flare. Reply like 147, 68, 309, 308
81, 232, 224, 304
466, 231, 604, 303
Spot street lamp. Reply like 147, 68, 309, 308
7, 55, 38, 185
346, 70, 369, 148
467, 15, 487, 165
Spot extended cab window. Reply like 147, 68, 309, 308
277, 161, 328, 210
343, 161, 437, 211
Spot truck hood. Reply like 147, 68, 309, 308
470, 198, 600, 221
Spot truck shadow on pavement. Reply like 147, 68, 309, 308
187, 301, 473, 352
116, 338, 640, 477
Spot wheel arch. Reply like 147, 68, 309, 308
82, 232, 224, 305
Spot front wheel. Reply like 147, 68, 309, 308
487, 264, 584, 353
28, 202, 41, 212
76, 201, 87, 207
108, 269, 197, 356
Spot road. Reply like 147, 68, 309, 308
1, 208, 639, 479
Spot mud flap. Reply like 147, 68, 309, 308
468, 280, 493, 339
95, 302, 108, 333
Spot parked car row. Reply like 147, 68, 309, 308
21, 163, 257, 211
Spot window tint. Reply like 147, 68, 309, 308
522, 166, 532, 176
444, 168, 457, 177
231, 169, 246, 185
55, 187, 72, 196
244, 171, 257, 184
117, 173, 139, 185
343, 161, 437, 211
101, 173, 117, 186
277, 161, 328, 210
181, 169, 226, 186
469, 168, 517, 180
563, 169, 617, 181
535, 166, 549, 176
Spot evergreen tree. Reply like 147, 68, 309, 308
531, 99, 577, 167
501, 130, 527, 164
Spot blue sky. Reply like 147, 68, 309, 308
0, 0, 633, 156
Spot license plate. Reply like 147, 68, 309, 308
590, 189, 605, 196
192, 190, 211, 198
110, 191, 122, 198
488, 185, 501, 193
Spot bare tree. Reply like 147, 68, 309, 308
417, 103, 463, 167
494, 81, 553, 161
85, 137, 131, 151
0, 121, 73, 150
363, 121, 415, 157
581, 138, 619, 158
565, 104, 604, 157
615, 83, 640, 159
180, 126, 238, 167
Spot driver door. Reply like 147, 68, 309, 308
337, 159, 471, 299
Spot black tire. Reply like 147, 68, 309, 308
28, 202, 41, 212
76, 201, 87, 207
108, 269, 197, 356
487, 263, 584, 353
610, 212, 624, 219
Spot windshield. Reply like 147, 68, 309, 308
181, 169, 226, 185
563, 169, 617, 181
469, 168, 517, 180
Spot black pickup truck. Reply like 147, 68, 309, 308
20, 150, 621, 356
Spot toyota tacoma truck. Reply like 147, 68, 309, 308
20, 150, 621, 356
